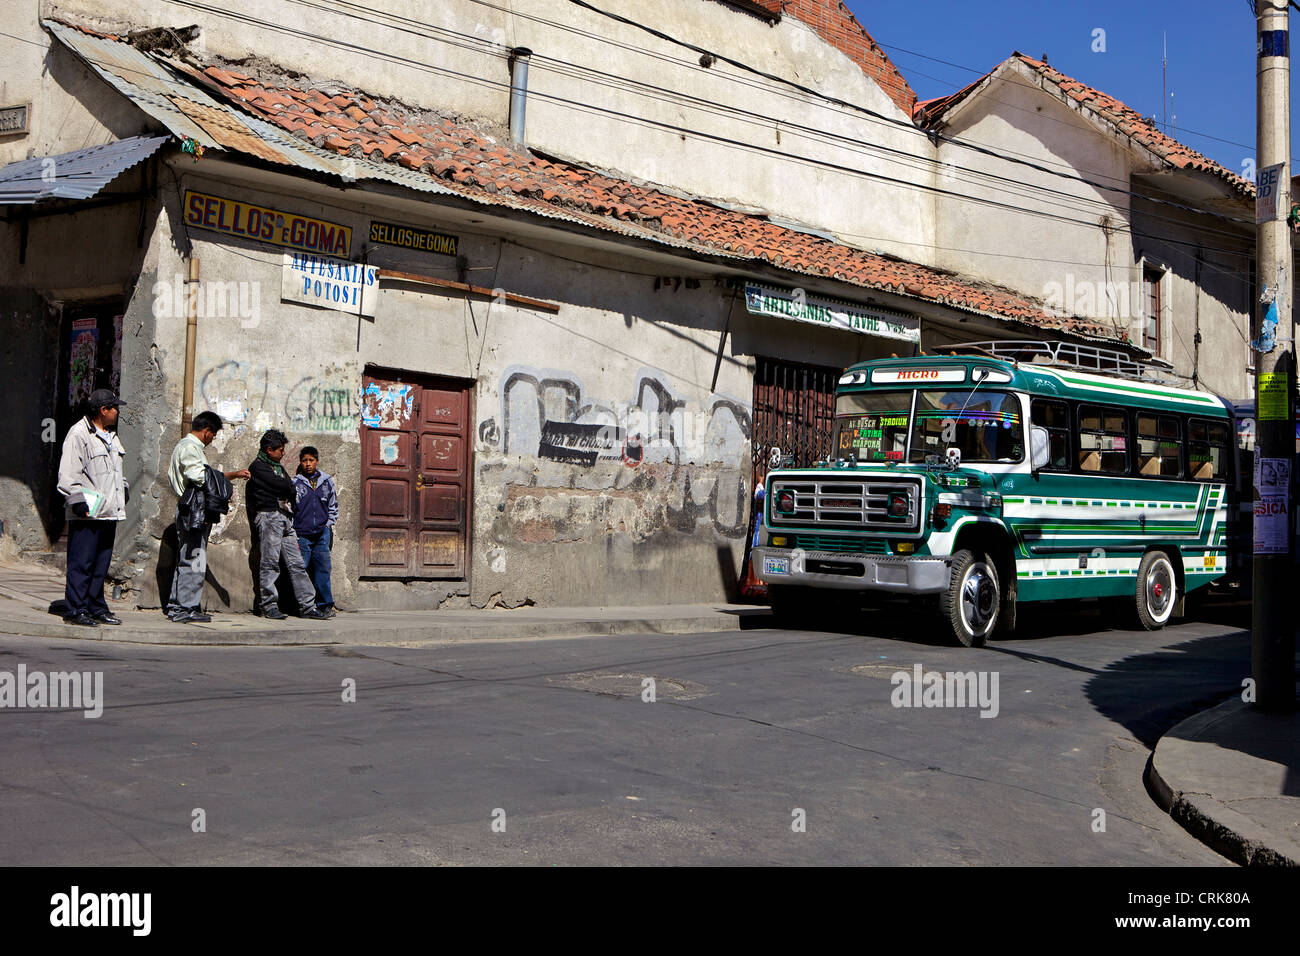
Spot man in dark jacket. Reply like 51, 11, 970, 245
247, 429, 326, 620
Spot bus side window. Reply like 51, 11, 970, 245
1188, 418, 1231, 481
1078, 404, 1129, 474
1031, 399, 1070, 470
1136, 414, 1183, 479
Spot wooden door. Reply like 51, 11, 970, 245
360, 373, 470, 578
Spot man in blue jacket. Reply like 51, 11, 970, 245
293, 446, 338, 618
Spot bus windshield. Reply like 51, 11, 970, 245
835, 390, 1025, 463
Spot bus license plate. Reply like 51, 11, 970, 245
764, 556, 790, 576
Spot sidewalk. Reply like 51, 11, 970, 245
1150, 696, 1300, 866
0, 561, 765, 646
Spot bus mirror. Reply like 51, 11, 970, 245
1031, 426, 1050, 472
769, 446, 783, 471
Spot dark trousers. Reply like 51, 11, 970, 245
65, 520, 117, 616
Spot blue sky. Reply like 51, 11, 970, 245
846, 0, 1294, 176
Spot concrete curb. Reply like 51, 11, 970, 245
1148, 698, 1300, 867
0, 609, 767, 646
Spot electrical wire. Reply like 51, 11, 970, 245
878, 40, 1257, 154
34, 8, 1265, 281
148, 0, 1263, 252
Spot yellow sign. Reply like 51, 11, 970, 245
1257, 371, 1289, 420
184, 190, 351, 256
369, 220, 458, 256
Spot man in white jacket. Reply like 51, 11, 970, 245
56, 389, 128, 627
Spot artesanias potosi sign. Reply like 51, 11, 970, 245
184, 190, 352, 256
281, 253, 378, 316
743, 283, 920, 343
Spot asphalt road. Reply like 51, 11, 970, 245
0, 601, 1249, 865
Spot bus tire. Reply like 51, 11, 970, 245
1135, 550, 1177, 630
942, 549, 999, 647
768, 584, 812, 627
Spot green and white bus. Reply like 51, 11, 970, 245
753, 341, 1236, 646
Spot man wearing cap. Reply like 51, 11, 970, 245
56, 389, 129, 627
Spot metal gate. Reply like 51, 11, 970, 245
742, 357, 839, 596
751, 356, 839, 490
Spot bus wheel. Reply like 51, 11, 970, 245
1136, 551, 1177, 630
942, 550, 999, 647
768, 584, 812, 628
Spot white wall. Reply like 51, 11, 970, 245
40, 0, 936, 257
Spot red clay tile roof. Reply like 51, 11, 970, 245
915, 53, 1251, 198
748, 1, 916, 115
176, 61, 1124, 343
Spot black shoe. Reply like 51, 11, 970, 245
185, 612, 212, 623
262, 606, 287, 620
317, 605, 337, 619
300, 607, 329, 620
62, 612, 99, 627
93, 613, 122, 625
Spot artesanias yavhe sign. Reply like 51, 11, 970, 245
369, 220, 458, 256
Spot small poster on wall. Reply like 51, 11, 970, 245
111, 313, 123, 394
68, 317, 98, 407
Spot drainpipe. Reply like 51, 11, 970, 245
181, 256, 199, 434
509, 48, 533, 145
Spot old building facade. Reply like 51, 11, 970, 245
4, 2, 1190, 611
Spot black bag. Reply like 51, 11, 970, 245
202, 465, 234, 524
178, 466, 234, 529
178, 485, 206, 530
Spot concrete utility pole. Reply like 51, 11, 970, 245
1252, 0, 1296, 713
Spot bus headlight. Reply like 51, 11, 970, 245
776, 490, 796, 514
888, 493, 909, 517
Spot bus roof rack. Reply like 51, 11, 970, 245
935, 340, 1182, 386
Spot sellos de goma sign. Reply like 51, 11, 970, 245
743, 283, 920, 343
369, 220, 458, 256
184, 190, 351, 255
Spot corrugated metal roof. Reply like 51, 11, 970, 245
0, 134, 167, 203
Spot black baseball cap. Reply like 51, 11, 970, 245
86, 389, 127, 410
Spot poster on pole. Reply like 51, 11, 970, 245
1256, 162, 1285, 224
1254, 456, 1291, 554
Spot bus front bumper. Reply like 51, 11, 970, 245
753, 547, 951, 594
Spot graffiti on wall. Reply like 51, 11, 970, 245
200, 360, 362, 435
482, 367, 752, 537
285, 373, 361, 433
